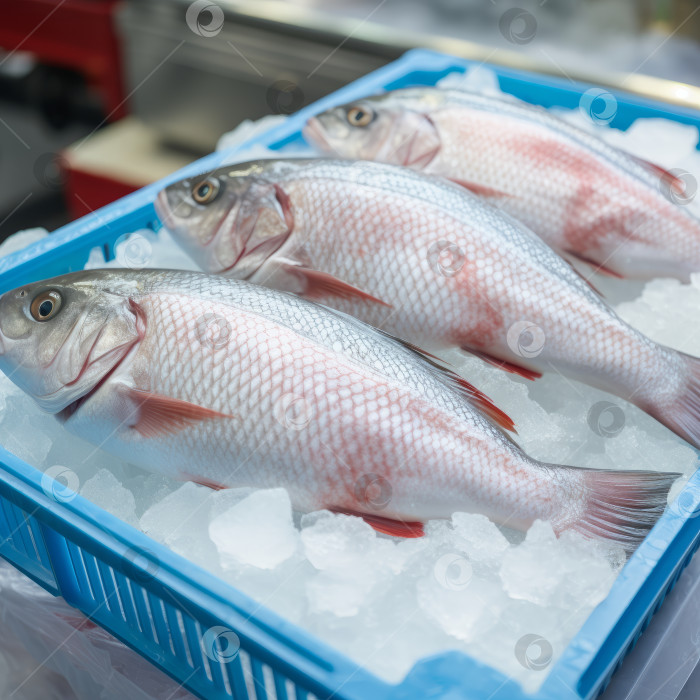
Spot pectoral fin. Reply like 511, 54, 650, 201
448, 178, 511, 198
127, 389, 233, 438
564, 250, 624, 279
281, 263, 392, 307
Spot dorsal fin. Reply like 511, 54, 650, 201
371, 332, 516, 433
629, 154, 685, 193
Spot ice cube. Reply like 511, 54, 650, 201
80, 469, 139, 528
606, 118, 700, 167
417, 564, 505, 642
499, 520, 561, 605
437, 67, 504, 97
0, 227, 48, 257
209, 488, 298, 570
450, 512, 510, 562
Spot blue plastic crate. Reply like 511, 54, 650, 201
1, 48, 700, 700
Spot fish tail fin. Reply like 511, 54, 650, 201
655, 352, 700, 449
563, 467, 680, 555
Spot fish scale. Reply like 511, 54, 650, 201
158, 159, 699, 448
0, 269, 682, 552
305, 87, 700, 281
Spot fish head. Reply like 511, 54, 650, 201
0, 271, 145, 414
156, 162, 294, 278
304, 93, 441, 169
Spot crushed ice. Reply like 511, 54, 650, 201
0, 66, 698, 692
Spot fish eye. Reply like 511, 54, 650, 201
346, 105, 374, 128
192, 177, 220, 205
30, 290, 62, 322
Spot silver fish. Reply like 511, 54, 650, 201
0, 269, 680, 552
156, 158, 700, 449
304, 87, 700, 281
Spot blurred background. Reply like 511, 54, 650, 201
0, 0, 699, 243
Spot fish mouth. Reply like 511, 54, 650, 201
56, 348, 127, 423
302, 118, 334, 154
57, 303, 146, 422
154, 190, 173, 228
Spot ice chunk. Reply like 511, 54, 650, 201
500, 520, 561, 605
450, 512, 510, 562
500, 521, 620, 608
604, 118, 700, 168
139, 482, 221, 569
84, 229, 200, 273
301, 512, 403, 617
216, 115, 287, 153
210, 488, 298, 570
437, 67, 504, 97
0, 394, 53, 466
80, 470, 139, 528
0, 227, 48, 257
417, 572, 505, 642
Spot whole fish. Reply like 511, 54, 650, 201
0, 269, 680, 553
155, 158, 700, 449
304, 87, 700, 281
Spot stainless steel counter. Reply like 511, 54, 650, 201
117, 0, 700, 153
